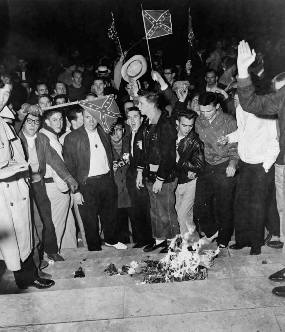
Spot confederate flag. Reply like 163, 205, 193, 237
142, 10, 172, 40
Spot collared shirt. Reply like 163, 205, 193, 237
227, 104, 279, 171
87, 128, 109, 177
195, 110, 239, 166
206, 83, 218, 92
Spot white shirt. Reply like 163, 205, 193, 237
227, 104, 280, 172
87, 128, 110, 177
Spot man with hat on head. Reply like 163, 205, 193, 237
63, 95, 127, 251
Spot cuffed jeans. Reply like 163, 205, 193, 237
175, 178, 197, 237
146, 179, 179, 239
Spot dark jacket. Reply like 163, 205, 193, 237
138, 111, 177, 183
238, 76, 285, 165
63, 125, 114, 186
18, 130, 72, 182
176, 130, 205, 184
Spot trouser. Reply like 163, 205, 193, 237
194, 161, 235, 246
116, 208, 131, 244
30, 181, 58, 255
78, 174, 118, 250
234, 161, 279, 248
275, 163, 285, 238
175, 178, 197, 237
31, 200, 42, 269
126, 177, 153, 245
13, 253, 38, 287
146, 178, 179, 239
45, 183, 73, 250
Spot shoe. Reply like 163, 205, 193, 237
143, 240, 167, 253
272, 286, 285, 297
267, 241, 284, 249
218, 244, 228, 249
250, 247, 261, 255
133, 243, 146, 248
263, 233, 272, 246
18, 278, 55, 290
47, 253, 65, 261
159, 246, 169, 254
38, 270, 52, 279
105, 242, 127, 250
269, 268, 285, 281
39, 260, 49, 270
229, 243, 249, 250
88, 247, 102, 251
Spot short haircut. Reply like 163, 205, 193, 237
125, 106, 141, 116
36, 82, 47, 89
138, 89, 159, 107
85, 92, 97, 99
0, 77, 5, 89
163, 66, 176, 74
38, 94, 52, 103
66, 106, 83, 123
44, 108, 63, 120
110, 117, 125, 135
222, 57, 237, 70
205, 69, 217, 77
54, 94, 68, 104
72, 70, 82, 78
199, 91, 218, 107
54, 82, 66, 89
93, 77, 105, 84
273, 72, 285, 85
178, 110, 198, 121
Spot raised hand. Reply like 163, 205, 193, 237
237, 40, 256, 78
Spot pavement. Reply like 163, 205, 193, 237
1, 241, 285, 331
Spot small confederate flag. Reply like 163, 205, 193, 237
188, 8, 195, 46
142, 10, 172, 39
79, 95, 120, 133
107, 15, 119, 44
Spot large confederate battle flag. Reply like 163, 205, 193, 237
142, 10, 172, 39
79, 95, 120, 133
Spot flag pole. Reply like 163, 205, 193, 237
141, 4, 153, 71
111, 12, 124, 62
188, 7, 192, 60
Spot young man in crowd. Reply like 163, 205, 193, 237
136, 90, 179, 253
63, 104, 127, 251
68, 70, 85, 101
91, 77, 107, 98
40, 108, 77, 250
125, 106, 153, 248
194, 91, 239, 248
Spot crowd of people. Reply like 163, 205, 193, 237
1, 36, 285, 296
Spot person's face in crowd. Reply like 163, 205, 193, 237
73, 72, 82, 86
23, 114, 40, 137
91, 79, 105, 96
55, 83, 67, 95
68, 65, 77, 72
55, 97, 66, 105
18, 59, 27, 71
110, 124, 124, 143
0, 84, 12, 112
124, 101, 134, 112
138, 96, 152, 116
125, 83, 132, 96
45, 112, 63, 133
200, 103, 219, 121
36, 84, 48, 96
38, 96, 52, 109
83, 110, 98, 131
163, 69, 175, 84
142, 80, 149, 90
205, 72, 217, 87
71, 112, 84, 130
127, 109, 142, 132
216, 41, 222, 51
177, 116, 195, 137
256, 52, 264, 64
190, 96, 200, 115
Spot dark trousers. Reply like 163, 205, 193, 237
126, 177, 153, 245
79, 175, 118, 250
13, 253, 38, 287
194, 161, 236, 246
117, 208, 130, 244
31, 181, 58, 254
234, 161, 279, 248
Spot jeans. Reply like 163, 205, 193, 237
194, 161, 235, 246
275, 163, 285, 238
146, 179, 179, 239
175, 179, 197, 237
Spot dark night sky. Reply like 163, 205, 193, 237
0, 0, 284, 62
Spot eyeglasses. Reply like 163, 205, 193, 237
26, 118, 40, 125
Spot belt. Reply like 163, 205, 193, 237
44, 178, 54, 183
88, 172, 110, 180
